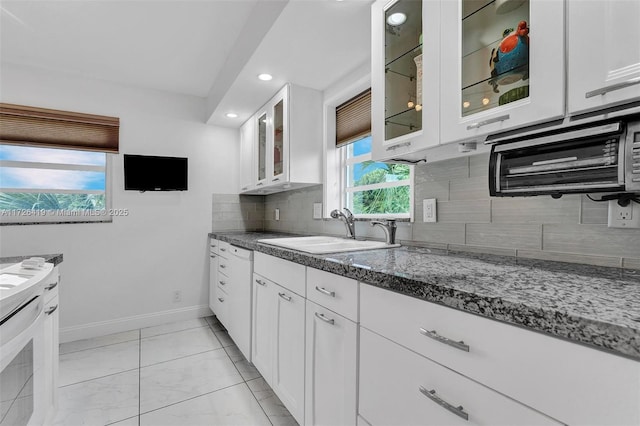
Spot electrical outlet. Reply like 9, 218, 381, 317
275, 208, 280, 221
423, 199, 437, 223
608, 200, 640, 228
172, 290, 182, 303
313, 203, 322, 219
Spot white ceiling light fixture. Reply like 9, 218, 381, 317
258, 73, 273, 81
225, 112, 238, 118
387, 12, 406, 26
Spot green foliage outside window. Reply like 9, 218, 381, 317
0, 193, 105, 211
352, 162, 410, 215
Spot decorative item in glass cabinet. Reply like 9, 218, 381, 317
461, 0, 530, 117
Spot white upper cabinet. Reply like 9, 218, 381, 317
567, 0, 640, 115
242, 83, 323, 195
239, 116, 255, 193
440, 0, 565, 144
371, 0, 441, 161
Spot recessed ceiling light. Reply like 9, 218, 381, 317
258, 73, 273, 81
225, 113, 238, 118
387, 12, 406, 26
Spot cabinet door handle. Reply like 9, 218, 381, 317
241, 186, 248, 191
218, 297, 224, 303
466, 114, 510, 130
219, 280, 226, 286
257, 182, 264, 186
255, 279, 266, 286
386, 141, 411, 151
419, 328, 469, 352
45, 282, 58, 291
315, 286, 335, 297
272, 177, 280, 182
45, 305, 58, 315
586, 78, 640, 98
219, 264, 226, 269
278, 292, 292, 302
419, 386, 469, 421
314, 312, 335, 325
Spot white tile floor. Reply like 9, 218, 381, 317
53, 316, 298, 426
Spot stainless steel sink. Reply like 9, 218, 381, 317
258, 236, 400, 254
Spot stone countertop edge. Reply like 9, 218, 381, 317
209, 232, 640, 361
0, 253, 64, 266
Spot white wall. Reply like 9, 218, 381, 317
0, 63, 239, 341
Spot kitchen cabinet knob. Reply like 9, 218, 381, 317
219, 280, 226, 286
419, 327, 469, 352
586, 78, 640, 98
278, 292, 292, 302
218, 297, 224, 303
45, 305, 58, 315
466, 114, 510, 130
315, 286, 335, 297
314, 312, 335, 325
45, 282, 58, 291
219, 264, 226, 269
419, 386, 469, 421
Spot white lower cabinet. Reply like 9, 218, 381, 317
359, 327, 561, 426
305, 300, 357, 426
42, 269, 59, 423
251, 272, 305, 425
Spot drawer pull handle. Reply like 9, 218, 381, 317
315, 286, 335, 297
219, 280, 226, 286
218, 297, 224, 303
273, 177, 280, 182
585, 78, 640, 98
219, 264, 226, 269
256, 279, 266, 286
419, 328, 469, 352
314, 312, 335, 325
45, 282, 58, 291
220, 248, 227, 252
466, 114, 510, 130
419, 386, 469, 421
278, 292, 292, 302
45, 305, 58, 315
210, 254, 216, 258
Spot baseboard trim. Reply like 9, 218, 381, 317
60, 304, 213, 343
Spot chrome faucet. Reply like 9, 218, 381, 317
371, 219, 397, 245
330, 208, 356, 239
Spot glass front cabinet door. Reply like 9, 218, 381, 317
255, 110, 268, 188
440, 0, 565, 144
371, 0, 440, 161
271, 89, 289, 185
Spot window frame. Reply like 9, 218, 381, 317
0, 145, 113, 225
323, 70, 413, 221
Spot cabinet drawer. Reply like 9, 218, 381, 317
210, 238, 219, 255
216, 270, 230, 292
213, 285, 228, 327
254, 252, 305, 297
218, 241, 231, 257
359, 328, 561, 426
360, 283, 640, 425
306, 267, 358, 321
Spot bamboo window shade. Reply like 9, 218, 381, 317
0, 103, 120, 153
335, 88, 371, 147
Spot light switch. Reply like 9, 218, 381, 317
423, 199, 437, 223
313, 203, 322, 219
275, 208, 280, 221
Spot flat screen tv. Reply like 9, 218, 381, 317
124, 154, 188, 191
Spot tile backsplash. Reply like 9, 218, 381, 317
213, 154, 640, 268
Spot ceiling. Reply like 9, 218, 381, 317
0, 0, 373, 128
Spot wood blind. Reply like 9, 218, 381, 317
336, 88, 371, 147
0, 103, 120, 153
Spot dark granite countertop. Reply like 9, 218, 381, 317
0, 253, 64, 267
209, 231, 640, 361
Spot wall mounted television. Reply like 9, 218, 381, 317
123, 154, 188, 191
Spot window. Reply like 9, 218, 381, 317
341, 135, 412, 218
328, 86, 413, 220
0, 145, 110, 223
0, 103, 118, 224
